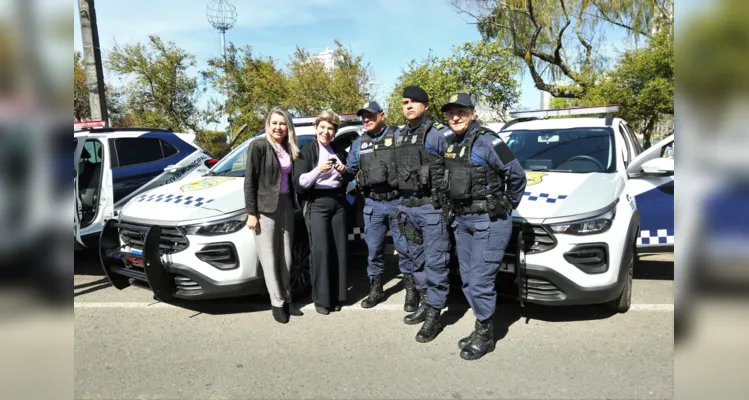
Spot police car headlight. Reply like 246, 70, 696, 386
184, 214, 248, 236
549, 209, 615, 235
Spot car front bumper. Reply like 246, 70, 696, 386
99, 219, 264, 300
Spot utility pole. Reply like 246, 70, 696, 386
78, 0, 109, 125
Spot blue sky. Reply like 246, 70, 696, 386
74, 0, 636, 129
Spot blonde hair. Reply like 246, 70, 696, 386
264, 107, 299, 160
314, 110, 341, 133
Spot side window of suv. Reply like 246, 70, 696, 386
114, 138, 165, 167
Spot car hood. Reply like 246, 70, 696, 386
120, 175, 245, 224
514, 172, 624, 222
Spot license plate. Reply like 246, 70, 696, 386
499, 262, 515, 274
126, 256, 144, 268
131, 249, 143, 256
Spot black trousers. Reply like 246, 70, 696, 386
304, 193, 348, 308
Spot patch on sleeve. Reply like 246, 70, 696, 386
433, 122, 444, 129
492, 138, 516, 164
443, 130, 453, 137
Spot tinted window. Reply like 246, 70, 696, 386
161, 140, 178, 157
298, 135, 316, 149
504, 128, 616, 173
115, 138, 164, 167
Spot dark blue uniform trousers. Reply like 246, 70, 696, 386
399, 203, 451, 308
362, 198, 421, 286
452, 212, 513, 321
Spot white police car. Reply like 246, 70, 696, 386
98, 116, 363, 301
74, 123, 216, 249
497, 105, 674, 312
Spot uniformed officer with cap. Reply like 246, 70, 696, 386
346, 101, 424, 312
396, 85, 453, 343
437, 92, 527, 361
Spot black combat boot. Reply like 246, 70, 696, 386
459, 319, 495, 361
458, 330, 477, 350
403, 274, 418, 312
360, 274, 386, 309
403, 289, 428, 325
415, 305, 443, 343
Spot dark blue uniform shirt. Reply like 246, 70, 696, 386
442, 121, 527, 208
346, 125, 400, 176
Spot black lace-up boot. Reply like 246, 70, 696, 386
403, 289, 428, 325
459, 319, 495, 361
415, 305, 443, 343
403, 274, 418, 312
360, 274, 386, 309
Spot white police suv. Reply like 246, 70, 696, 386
74, 123, 216, 249
498, 105, 674, 312
99, 116, 362, 301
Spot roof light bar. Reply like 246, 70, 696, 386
74, 120, 107, 130
509, 105, 621, 119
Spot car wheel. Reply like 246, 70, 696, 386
609, 242, 635, 313
290, 236, 311, 299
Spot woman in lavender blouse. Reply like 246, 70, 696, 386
244, 108, 301, 324
293, 110, 353, 315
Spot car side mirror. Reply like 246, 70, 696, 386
640, 158, 674, 176
204, 159, 219, 168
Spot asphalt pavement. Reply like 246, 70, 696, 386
74, 250, 674, 399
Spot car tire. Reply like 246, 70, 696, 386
609, 241, 635, 313
290, 235, 311, 299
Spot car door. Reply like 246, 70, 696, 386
626, 134, 675, 252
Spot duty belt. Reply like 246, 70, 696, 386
366, 190, 400, 201
400, 190, 432, 207
452, 200, 490, 215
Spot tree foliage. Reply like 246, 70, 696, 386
385, 41, 521, 125
285, 40, 374, 116
202, 44, 288, 140
551, 28, 674, 147
451, 0, 673, 98
74, 51, 90, 121
105, 35, 202, 132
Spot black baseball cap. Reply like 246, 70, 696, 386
440, 92, 475, 112
356, 101, 384, 116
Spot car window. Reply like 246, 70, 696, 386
161, 140, 178, 157
504, 127, 616, 173
115, 138, 164, 167
298, 135, 316, 149
618, 124, 632, 166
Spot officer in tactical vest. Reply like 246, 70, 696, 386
396, 85, 453, 343
345, 101, 424, 311
438, 93, 527, 361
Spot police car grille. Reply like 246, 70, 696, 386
119, 224, 189, 254
174, 275, 202, 294
508, 224, 556, 255
525, 278, 565, 301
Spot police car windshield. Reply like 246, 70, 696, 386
503, 127, 616, 173
207, 134, 319, 177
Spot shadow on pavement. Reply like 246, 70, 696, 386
634, 254, 674, 280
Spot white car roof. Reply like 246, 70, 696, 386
74, 129, 196, 143
502, 117, 624, 131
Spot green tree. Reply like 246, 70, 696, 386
105, 35, 202, 132
285, 40, 374, 116
385, 41, 521, 125
451, 0, 673, 98
74, 51, 90, 121
551, 28, 674, 147
202, 43, 288, 143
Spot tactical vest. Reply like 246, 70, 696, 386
358, 126, 399, 199
443, 126, 504, 204
394, 117, 441, 194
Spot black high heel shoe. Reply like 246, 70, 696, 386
272, 306, 289, 323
